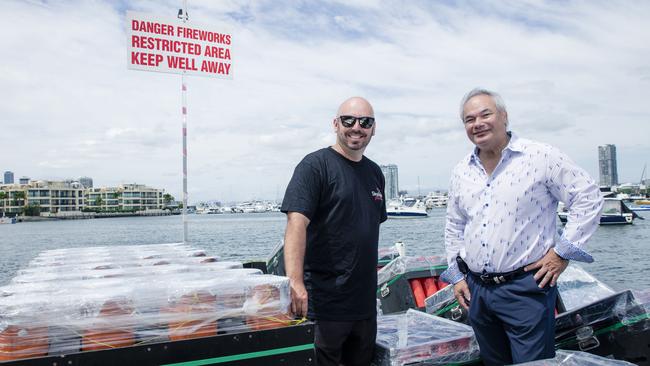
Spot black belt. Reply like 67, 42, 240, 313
469, 266, 528, 285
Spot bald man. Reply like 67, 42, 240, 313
281, 97, 387, 366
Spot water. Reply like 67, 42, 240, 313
1, 210, 648, 291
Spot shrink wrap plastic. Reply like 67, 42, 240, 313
372, 309, 479, 366
556, 265, 616, 312
0, 244, 292, 361
633, 289, 650, 312
515, 350, 636, 365
377, 256, 447, 286
424, 282, 455, 316
377, 245, 400, 263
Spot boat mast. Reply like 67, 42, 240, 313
178, 0, 189, 244
640, 163, 647, 185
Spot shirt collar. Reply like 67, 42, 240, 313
467, 131, 521, 166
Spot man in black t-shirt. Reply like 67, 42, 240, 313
281, 97, 387, 366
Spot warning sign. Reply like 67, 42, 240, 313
126, 11, 233, 79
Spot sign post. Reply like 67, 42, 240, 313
127, 6, 233, 244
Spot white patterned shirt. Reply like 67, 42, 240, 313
442, 133, 603, 284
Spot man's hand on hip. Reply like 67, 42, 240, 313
453, 279, 471, 310
289, 279, 308, 318
524, 249, 569, 288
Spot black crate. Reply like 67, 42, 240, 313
243, 260, 268, 273
555, 290, 650, 365
377, 267, 447, 314
266, 242, 285, 276
0, 322, 314, 366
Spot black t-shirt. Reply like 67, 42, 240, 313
281, 147, 387, 321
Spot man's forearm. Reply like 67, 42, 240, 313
284, 214, 308, 283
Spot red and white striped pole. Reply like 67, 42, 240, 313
179, 0, 189, 244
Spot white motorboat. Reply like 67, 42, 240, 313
558, 198, 642, 225
386, 197, 428, 218
0, 214, 16, 224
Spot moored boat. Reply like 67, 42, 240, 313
0, 215, 16, 224
558, 198, 642, 225
386, 197, 428, 218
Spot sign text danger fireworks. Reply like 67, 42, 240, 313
127, 11, 233, 78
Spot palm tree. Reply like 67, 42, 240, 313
163, 193, 174, 207
0, 191, 6, 214
12, 191, 26, 207
94, 196, 103, 208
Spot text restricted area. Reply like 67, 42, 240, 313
126, 11, 233, 79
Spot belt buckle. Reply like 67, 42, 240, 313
480, 273, 491, 284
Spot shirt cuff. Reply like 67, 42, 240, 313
441, 263, 465, 284
554, 237, 594, 263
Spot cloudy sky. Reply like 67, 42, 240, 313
1, 0, 648, 203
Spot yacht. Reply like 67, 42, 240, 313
558, 198, 641, 225
424, 192, 448, 209
386, 197, 428, 218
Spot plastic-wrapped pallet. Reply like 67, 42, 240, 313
555, 290, 649, 363
372, 309, 480, 366
0, 244, 294, 362
515, 350, 636, 365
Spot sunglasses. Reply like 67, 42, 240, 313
338, 115, 375, 129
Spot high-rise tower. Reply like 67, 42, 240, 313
598, 144, 618, 187
380, 164, 399, 200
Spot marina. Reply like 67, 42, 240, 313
2, 210, 648, 293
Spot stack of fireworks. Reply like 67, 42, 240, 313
372, 309, 480, 366
0, 243, 292, 361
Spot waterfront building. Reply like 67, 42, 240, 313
19, 176, 30, 185
598, 144, 619, 187
3, 171, 13, 184
79, 176, 93, 188
380, 164, 399, 200
0, 180, 84, 215
84, 183, 164, 211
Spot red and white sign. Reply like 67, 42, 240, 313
126, 11, 233, 79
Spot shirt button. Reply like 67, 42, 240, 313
483, 223, 486, 227
482, 243, 486, 247
485, 203, 489, 207
487, 183, 490, 187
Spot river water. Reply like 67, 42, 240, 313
1, 210, 648, 291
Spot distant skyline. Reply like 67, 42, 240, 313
1, 1, 649, 202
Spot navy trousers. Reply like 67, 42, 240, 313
466, 271, 557, 365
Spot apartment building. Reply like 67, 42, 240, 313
0, 180, 84, 214
1, 181, 165, 215
84, 184, 164, 211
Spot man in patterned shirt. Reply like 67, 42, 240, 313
442, 88, 603, 365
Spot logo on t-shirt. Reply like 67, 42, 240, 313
371, 187, 383, 201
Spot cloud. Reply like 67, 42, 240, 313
1, 0, 649, 201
